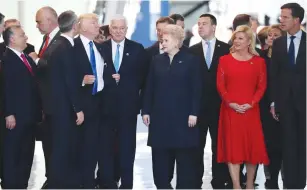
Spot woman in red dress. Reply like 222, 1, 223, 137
216, 25, 269, 189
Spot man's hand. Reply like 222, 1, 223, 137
142, 115, 150, 127
6, 115, 16, 130
76, 111, 84, 125
28, 52, 39, 61
83, 75, 96, 85
112, 74, 120, 83
270, 106, 279, 121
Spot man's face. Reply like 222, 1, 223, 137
176, 20, 185, 29
11, 27, 28, 50
280, 8, 299, 32
81, 18, 100, 39
36, 11, 50, 34
198, 17, 215, 39
109, 19, 127, 43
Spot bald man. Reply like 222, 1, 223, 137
29, 6, 60, 189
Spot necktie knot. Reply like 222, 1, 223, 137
117, 44, 120, 49
89, 41, 93, 47
21, 53, 26, 59
290, 35, 296, 41
206, 41, 210, 46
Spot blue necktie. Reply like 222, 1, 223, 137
114, 44, 120, 73
205, 41, 212, 68
288, 35, 296, 66
89, 41, 98, 94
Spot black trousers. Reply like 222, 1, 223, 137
152, 147, 199, 189
197, 113, 229, 189
41, 114, 53, 179
2, 122, 35, 188
280, 97, 306, 189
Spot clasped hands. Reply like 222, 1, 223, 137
83, 74, 120, 85
142, 115, 197, 127
229, 103, 252, 114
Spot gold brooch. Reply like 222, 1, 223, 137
250, 62, 253, 65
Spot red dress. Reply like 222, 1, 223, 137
216, 54, 269, 165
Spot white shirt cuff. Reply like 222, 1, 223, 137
270, 102, 275, 107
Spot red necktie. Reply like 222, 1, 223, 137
38, 34, 50, 58
20, 54, 34, 76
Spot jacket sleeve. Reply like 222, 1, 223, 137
190, 56, 203, 116
216, 56, 232, 104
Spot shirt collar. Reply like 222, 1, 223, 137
111, 38, 125, 48
8, 47, 23, 57
49, 27, 60, 40
202, 37, 216, 45
287, 30, 302, 40
80, 34, 93, 47
61, 34, 74, 46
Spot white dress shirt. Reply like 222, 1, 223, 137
60, 34, 74, 46
111, 39, 125, 68
8, 47, 23, 61
287, 30, 302, 63
202, 37, 216, 64
80, 34, 104, 92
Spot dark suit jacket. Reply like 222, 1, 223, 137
2, 48, 41, 124
49, 36, 82, 117
73, 36, 103, 118
142, 50, 202, 148
146, 41, 190, 58
270, 31, 306, 113
0, 42, 35, 60
99, 38, 148, 117
36, 31, 61, 114
189, 39, 230, 115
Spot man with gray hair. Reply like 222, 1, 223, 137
47, 10, 84, 188
98, 14, 148, 189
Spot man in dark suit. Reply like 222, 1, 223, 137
28, 7, 60, 188
1, 26, 41, 189
270, 3, 306, 189
2, 19, 35, 55
0, 12, 5, 184
189, 14, 230, 189
169, 13, 185, 29
73, 13, 104, 188
98, 15, 148, 189
47, 10, 84, 188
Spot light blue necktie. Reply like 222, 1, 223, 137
89, 41, 98, 94
205, 41, 212, 68
114, 44, 120, 73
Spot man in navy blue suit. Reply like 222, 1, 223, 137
98, 15, 148, 189
47, 10, 84, 188
1, 26, 41, 189
73, 13, 105, 188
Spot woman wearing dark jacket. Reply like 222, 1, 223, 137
142, 24, 202, 189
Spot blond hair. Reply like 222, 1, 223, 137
78, 13, 98, 25
266, 24, 285, 57
230, 25, 259, 56
162, 24, 185, 48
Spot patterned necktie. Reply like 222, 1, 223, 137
114, 44, 120, 73
89, 41, 98, 94
39, 34, 50, 58
20, 54, 34, 76
205, 41, 212, 68
288, 35, 296, 65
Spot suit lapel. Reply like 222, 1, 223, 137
210, 39, 223, 70
75, 36, 93, 74
104, 39, 116, 73
119, 39, 130, 73
196, 42, 209, 70
7, 49, 33, 76
296, 31, 306, 66
39, 31, 61, 55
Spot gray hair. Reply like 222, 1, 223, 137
3, 25, 20, 46
110, 14, 128, 27
58, 10, 77, 33
163, 24, 185, 48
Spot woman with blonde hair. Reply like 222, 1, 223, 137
142, 24, 202, 189
216, 25, 269, 189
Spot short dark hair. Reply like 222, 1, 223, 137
99, 25, 110, 38
156, 16, 175, 26
232, 14, 251, 30
169, 14, 184, 24
281, 3, 305, 23
199, 14, 217, 25
3, 26, 20, 46
58, 10, 77, 33
0, 12, 4, 24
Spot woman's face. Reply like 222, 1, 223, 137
161, 34, 178, 53
233, 31, 251, 52
266, 28, 282, 46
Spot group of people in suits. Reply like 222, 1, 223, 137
0, 2, 305, 189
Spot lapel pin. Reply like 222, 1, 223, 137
218, 44, 220, 47
179, 61, 182, 63
104, 62, 107, 67
126, 53, 129, 56
250, 62, 253, 65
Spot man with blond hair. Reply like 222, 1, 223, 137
73, 13, 104, 188
98, 14, 148, 189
